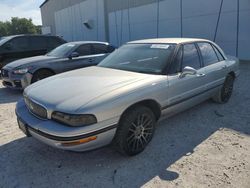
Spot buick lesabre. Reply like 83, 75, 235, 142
15, 38, 239, 156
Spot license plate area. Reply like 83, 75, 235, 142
18, 119, 30, 137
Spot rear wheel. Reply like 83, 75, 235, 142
31, 69, 54, 84
113, 105, 156, 156
212, 74, 234, 103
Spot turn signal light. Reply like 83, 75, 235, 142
61, 136, 97, 147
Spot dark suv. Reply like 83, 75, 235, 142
0, 35, 66, 68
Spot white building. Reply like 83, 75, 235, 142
40, 0, 250, 60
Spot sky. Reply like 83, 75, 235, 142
0, 0, 44, 25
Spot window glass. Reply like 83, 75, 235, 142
198, 43, 219, 66
98, 43, 176, 75
169, 46, 182, 74
182, 44, 201, 70
47, 37, 64, 50
0, 36, 13, 46
75, 44, 92, 56
30, 37, 47, 50
92, 44, 109, 54
212, 45, 224, 61
107, 45, 115, 53
47, 43, 76, 58
9, 37, 29, 51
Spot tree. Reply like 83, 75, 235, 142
0, 17, 41, 37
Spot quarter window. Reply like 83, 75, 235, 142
198, 43, 219, 66
182, 44, 201, 70
212, 45, 224, 61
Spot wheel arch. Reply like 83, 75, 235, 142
30, 68, 56, 83
228, 71, 236, 79
119, 99, 162, 124
32, 68, 56, 75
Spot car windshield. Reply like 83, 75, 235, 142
47, 43, 76, 57
0, 36, 12, 46
98, 43, 176, 74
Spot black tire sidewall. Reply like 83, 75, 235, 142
221, 75, 234, 103
114, 105, 156, 156
31, 70, 54, 83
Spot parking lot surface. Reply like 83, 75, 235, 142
0, 63, 250, 188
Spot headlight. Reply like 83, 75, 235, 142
13, 68, 29, 74
51, 112, 97, 127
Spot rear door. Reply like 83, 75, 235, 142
165, 43, 208, 113
197, 42, 227, 89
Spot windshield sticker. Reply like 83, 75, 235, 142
150, 44, 170, 49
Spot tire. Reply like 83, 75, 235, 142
31, 69, 54, 84
113, 105, 156, 156
212, 74, 234, 104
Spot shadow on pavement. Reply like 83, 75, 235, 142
0, 86, 22, 104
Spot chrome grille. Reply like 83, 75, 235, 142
24, 96, 47, 119
1, 69, 9, 78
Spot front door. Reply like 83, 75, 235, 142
164, 43, 208, 116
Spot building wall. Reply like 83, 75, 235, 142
40, 0, 250, 60
41, 0, 86, 35
54, 0, 106, 42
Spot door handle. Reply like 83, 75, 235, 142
196, 73, 206, 77
88, 58, 94, 62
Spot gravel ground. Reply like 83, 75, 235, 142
0, 63, 250, 188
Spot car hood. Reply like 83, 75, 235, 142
25, 66, 150, 112
4, 55, 59, 69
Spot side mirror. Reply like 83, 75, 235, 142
179, 66, 197, 78
69, 52, 79, 59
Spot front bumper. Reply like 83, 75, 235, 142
16, 99, 118, 152
1, 71, 32, 89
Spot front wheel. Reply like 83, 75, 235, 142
113, 105, 156, 156
212, 74, 234, 103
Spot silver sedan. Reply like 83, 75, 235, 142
15, 38, 240, 156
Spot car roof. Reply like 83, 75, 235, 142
67, 41, 110, 45
128, 38, 211, 44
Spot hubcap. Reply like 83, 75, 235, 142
126, 113, 154, 152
